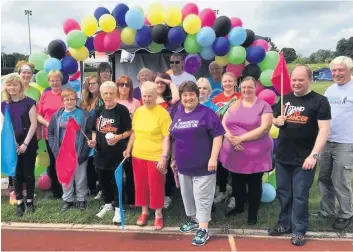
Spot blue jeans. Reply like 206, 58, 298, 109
276, 161, 316, 235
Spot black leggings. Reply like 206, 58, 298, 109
97, 169, 118, 206
231, 172, 263, 221
45, 140, 63, 198
86, 156, 98, 194
13, 138, 37, 200
123, 158, 135, 205
165, 158, 175, 197
217, 161, 229, 193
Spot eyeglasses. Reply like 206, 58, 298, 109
88, 82, 97, 86
118, 83, 131, 88
63, 98, 77, 102
170, 61, 181, 65
102, 70, 111, 73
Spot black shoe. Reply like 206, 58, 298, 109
291, 234, 306, 246
16, 202, 26, 217
76, 201, 87, 210
268, 223, 292, 236
332, 217, 353, 231
61, 201, 74, 212
211, 203, 216, 213
26, 202, 35, 213
225, 207, 244, 217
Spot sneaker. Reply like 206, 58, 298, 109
291, 234, 306, 246
332, 217, 353, 231
214, 192, 227, 204
268, 223, 292, 236
191, 229, 210, 246
16, 202, 25, 217
226, 197, 235, 209
180, 220, 199, 233
164, 196, 172, 209
96, 204, 113, 218
26, 202, 35, 213
113, 208, 121, 224
61, 201, 74, 212
311, 211, 332, 219
94, 191, 102, 200
76, 201, 87, 210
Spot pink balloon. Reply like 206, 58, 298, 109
226, 62, 246, 78
144, 15, 151, 26
69, 71, 81, 81
182, 3, 199, 20
230, 17, 243, 28
250, 39, 270, 51
199, 8, 216, 27
63, 18, 81, 35
258, 89, 277, 105
93, 32, 106, 52
104, 29, 122, 52
255, 80, 265, 95
38, 174, 51, 190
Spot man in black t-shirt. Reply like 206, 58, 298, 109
268, 65, 331, 246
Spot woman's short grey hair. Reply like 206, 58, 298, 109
196, 77, 212, 94
141, 81, 157, 95
100, 81, 117, 93
330, 56, 353, 71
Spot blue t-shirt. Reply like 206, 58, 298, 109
201, 100, 219, 112
208, 77, 223, 100
59, 108, 84, 142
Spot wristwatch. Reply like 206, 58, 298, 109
311, 153, 319, 159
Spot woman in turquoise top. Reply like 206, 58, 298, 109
196, 78, 219, 112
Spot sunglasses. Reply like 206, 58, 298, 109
170, 61, 181, 64
88, 82, 97, 86
118, 83, 131, 88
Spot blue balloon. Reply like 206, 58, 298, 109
200, 46, 215, 60
246, 46, 266, 64
70, 79, 81, 93
196, 27, 216, 47
112, 4, 129, 27
168, 27, 186, 46
85, 37, 95, 52
61, 56, 78, 75
62, 71, 69, 84
164, 42, 180, 52
135, 26, 152, 48
228, 27, 247, 46
44, 58, 61, 72
56, 39, 67, 52
212, 37, 230, 56
261, 183, 276, 203
125, 8, 144, 30
94, 7, 110, 21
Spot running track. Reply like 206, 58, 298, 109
2, 229, 353, 251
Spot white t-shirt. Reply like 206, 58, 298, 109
171, 72, 197, 87
324, 79, 353, 143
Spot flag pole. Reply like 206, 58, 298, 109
280, 51, 284, 116
79, 128, 98, 152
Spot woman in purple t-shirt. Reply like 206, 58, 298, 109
219, 77, 273, 224
1, 75, 38, 217
170, 81, 225, 246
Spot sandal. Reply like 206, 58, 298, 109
136, 213, 149, 226
153, 217, 164, 230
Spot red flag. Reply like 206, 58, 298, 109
271, 52, 291, 95
56, 117, 80, 189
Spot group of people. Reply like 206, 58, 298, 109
1, 53, 352, 247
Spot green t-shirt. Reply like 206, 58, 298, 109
25, 85, 41, 102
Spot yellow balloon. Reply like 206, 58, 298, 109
165, 6, 182, 27
215, 55, 229, 66
69, 47, 89, 61
183, 14, 201, 34
99, 14, 116, 33
36, 152, 50, 168
81, 16, 98, 37
121, 27, 136, 45
30, 82, 45, 94
147, 3, 164, 25
270, 124, 279, 139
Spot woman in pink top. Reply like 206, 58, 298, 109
37, 70, 64, 199
219, 77, 273, 224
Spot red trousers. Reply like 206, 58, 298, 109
132, 157, 165, 209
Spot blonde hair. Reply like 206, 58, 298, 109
196, 77, 212, 94
48, 70, 63, 81
141, 81, 157, 95
330, 56, 353, 71
222, 72, 237, 82
16, 60, 34, 74
137, 68, 152, 82
100, 81, 117, 93
81, 74, 100, 112
61, 88, 78, 101
1, 74, 26, 103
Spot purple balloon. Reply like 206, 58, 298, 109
94, 7, 110, 21
184, 54, 202, 74
168, 27, 186, 46
111, 4, 129, 27
212, 37, 230, 56
246, 46, 266, 64
85, 37, 94, 52
135, 26, 152, 48
61, 55, 78, 75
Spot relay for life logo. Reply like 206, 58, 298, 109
283, 102, 309, 124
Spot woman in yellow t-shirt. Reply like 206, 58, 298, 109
123, 81, 171, 231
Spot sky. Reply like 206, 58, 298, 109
1, 0, 353, 57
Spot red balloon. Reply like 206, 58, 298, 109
258, 89, 277, 105
250, 39, 270, 52
226, 62, 246, 78
199, 8, 216, 27
63, 18, 81, 35
182, 3, 199, 20
104, 29, 122, 52
38, 174, 51, 191
255, 80, 265, 95
69, 71, 81, 81
230, 17, 243, 28
94, 32, 106, 52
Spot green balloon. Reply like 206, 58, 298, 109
37, 139, 47, 153
29, 52, 49, 71
228, 46, 246, 65
259, 69, 274, 87
67, 30, 87, 49
35, 165, 47, 177
35, 70, 49, 88
258, 51, 279, 71
268, 173, 277, 189
184, 34, 200, 54
148, 42, 163, 53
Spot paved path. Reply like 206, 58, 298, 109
2, 228, 353, 251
